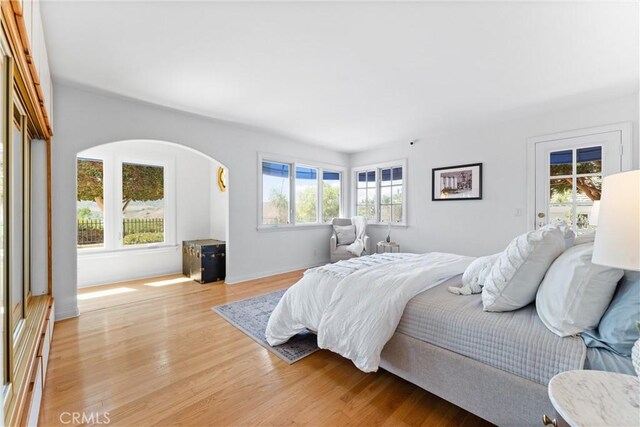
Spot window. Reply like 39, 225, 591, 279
353, 161, 406, 224
259, 157, 343, 227
77, 158, 104, 248
122, 163, 165, 245
262, 161, 290, 225
549, 146, 602, 232
76, 151, 174, 251
380, 167, 403, 223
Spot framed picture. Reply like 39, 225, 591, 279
432, 163, 482, 201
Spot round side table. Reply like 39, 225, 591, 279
546, 370, 639, 427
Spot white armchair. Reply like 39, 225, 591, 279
330, 218, 371, 263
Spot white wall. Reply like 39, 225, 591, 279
76, 140, 218, 287
51, 83, 349, 319
350, 95, 639, 257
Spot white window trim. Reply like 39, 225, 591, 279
351, 159, 408, 226
257, 152, 346, 230
77, 153, 176, 254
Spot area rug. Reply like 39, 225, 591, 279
212, 289, 319, 364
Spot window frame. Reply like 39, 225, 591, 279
351, 159, 408, 226
77, 151, 176, 254
257, 153, 346, 230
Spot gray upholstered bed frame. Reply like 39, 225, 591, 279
380, 332, 552, 427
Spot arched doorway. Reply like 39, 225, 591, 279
74, 140, 229, 312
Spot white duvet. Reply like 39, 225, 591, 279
265, 252, 474, 372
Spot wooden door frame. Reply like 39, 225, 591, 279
526, 122, 632, 231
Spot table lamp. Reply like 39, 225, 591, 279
591, 170, 640, 271
588, 200, 600, 226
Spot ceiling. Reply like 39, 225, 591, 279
41, 1, 639, 153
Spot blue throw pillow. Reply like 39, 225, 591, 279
582, 271, 640, 356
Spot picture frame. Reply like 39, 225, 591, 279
432, 163, 482, 201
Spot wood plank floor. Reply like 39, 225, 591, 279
41, 272, 493, 426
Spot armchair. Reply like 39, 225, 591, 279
330, 218, 371, 263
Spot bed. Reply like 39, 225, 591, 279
266, 252, 636, 426
380, 274, 633, 426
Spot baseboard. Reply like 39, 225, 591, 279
225, 259, 329, 285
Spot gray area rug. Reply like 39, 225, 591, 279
212, 289, 319, 364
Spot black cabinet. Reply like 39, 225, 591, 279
182, 239, 226, 284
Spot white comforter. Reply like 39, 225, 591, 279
265, 252, 474, 372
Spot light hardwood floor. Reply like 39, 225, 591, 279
41, 272, 493, 426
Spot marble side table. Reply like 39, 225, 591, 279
546, 370, 639, 427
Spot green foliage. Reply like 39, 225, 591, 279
322, 183, 340, 222
122, 163, 164, 202
267, 188, 289, 224
550, 160, 602, 201
123, 232, 164, 245
77, 159, 103, 202
296, 187, 317, 223
294, 183, 342, 223
123, 219, 164, 234
267, 182, 341, 224
77, 207, 93, 221
77, 160, 164, 210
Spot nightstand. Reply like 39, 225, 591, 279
376, 241, 400, 253
544, 370, 639, 427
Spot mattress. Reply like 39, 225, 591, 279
395, 275, 586, 385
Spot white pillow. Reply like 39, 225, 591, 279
482, 226, 566, 312
574, 230, 596, 246
334, 225, 356, 245
555, 222, 576, 249
448, 253, 500, 295
536, 243, 624, 337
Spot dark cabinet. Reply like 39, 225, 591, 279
182, 239, 226, 284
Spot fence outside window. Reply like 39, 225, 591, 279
77, 218, 164, 247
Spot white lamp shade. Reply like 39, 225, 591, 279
589, 200, 600, 226
592, 170, 640, 270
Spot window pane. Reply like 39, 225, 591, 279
322, 170, 341, 222
77, 158, 105, 248
381, 186, 392, 204
392, 167, 403, 185
381, 168, 392, 183
392, 204, 403, 223
11, 121, 23, 333
295, 166, 318, 223
367, 170, 376, 182
549, 204, 574, 226
576, 175, 602, 203
380, 205, 391, 223
262, 161, 290, 225
577, 146, 602, 174
365, 204, 376, 219
393, 186, 403, 205
367, 188, 376, 206
550, 178, 573, 203
550, 150, 572, 176
357, 172, 367, 188
122, 163, 165, 245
